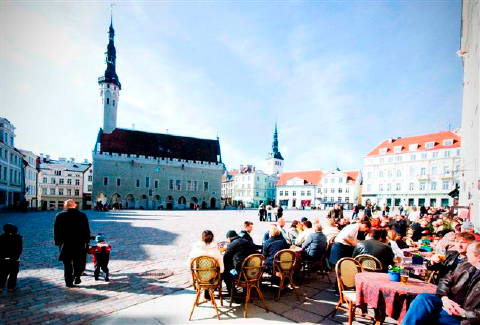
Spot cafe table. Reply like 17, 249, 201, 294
355, 272, 436, 324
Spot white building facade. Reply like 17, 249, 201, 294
0, 118, 25, 209
459, 0, 480, 227
19, 149, 38, 209
228, 166, 277, 208
318, 170, 361, 209
362, 131, 461, 208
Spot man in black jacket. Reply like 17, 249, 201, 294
222, 230, 256, 293
427, 232, 475, 283
402, 242, 480, 325
0, 224, 23, 292
54, 200, 91, 288
238, 221, 262, 250
352, 229, 394, 272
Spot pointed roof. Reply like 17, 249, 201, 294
271, 123, 284, 160
98, 16, 121, 89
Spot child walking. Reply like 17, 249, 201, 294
0, 224, 23, 292
88, 234, 111, 281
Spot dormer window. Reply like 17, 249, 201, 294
409, 144, 418, 151
425, 142, 435, 149
443, 139, 453, 146
394, 146, 402, 153
379, 148, 387, 155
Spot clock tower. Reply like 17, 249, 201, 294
266, 123, 284, 176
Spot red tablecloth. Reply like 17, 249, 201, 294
355, 272, 436, 323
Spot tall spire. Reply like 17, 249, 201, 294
99, 9, 121, 89
271, 122, 283, 160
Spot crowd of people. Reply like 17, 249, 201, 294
188, 202, 480, 324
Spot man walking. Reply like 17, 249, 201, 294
54, 200, 91, 288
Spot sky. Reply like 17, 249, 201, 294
1, 0, 463, 172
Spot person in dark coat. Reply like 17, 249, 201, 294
389, 215, 408, 237
427, 232, 475, 283
0, 224, 23, 292
262, 226, 289, 273
402, 242, 480, 325
54, 200, 91, 287
275, 205, 283, 221
352, 229, 394, 272
327, 204, 344, 221
239, 221, 262, 250
222, 230, 256, 293
302, 224, 327, 261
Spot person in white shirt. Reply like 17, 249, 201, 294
188, 230, 224, 273
322, 218, 340, 244
329, 220, 371, 265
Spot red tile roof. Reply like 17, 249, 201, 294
277, 170, 324, 186
366, 131, 460, 157
345, 171, 360, 183
98, 128, 221, 163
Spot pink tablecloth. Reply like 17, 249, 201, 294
355, 272, 436, 323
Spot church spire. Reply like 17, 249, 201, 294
99, 12, 121, 89
271, 122, 284, 160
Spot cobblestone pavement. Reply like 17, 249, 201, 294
0, 209, 326, 324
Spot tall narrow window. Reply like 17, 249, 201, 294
106, 98, 110, 104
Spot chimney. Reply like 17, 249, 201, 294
387, 137, 394, 143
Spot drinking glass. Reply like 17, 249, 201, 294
400, 270, 409, 284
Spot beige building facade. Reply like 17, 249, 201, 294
38, 157, 91, 210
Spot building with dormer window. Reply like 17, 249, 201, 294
362, 131, 461, 208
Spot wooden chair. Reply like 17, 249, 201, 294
426, 270, 440, 284
272, 249, 300, 301
354, 254, 383, 272
189, 256, 223, 321
230, 254, 269, 318
332, 257, 373, 325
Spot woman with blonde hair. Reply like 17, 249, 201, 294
262, 226, 289, 272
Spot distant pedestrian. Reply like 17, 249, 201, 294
88, 234, 111, 282
0, 224, 23, 292
54, 199, 91, 288
275, 205, 283, 221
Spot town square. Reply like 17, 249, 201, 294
1, 0, 480, 324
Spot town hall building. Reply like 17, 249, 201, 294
92, 19, 224, 210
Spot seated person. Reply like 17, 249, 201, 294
287, 220, 300, 244
322, 218, 340, 244
262, 226, 289, 273
239, 221, 262, 250
352, 229, 394, 272
411, 218, 431, 242
222, 230, 256, 293
302, 224, 327, 261
295, 220, 314, 246
402, 242, 480, 325
389, 214, 408, 237
386, 229, 406, 259
427, 232, 475, 282
189, 230, 224, 273
276, 217, 291, 244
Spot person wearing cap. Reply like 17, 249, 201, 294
88, 234, 112, 282
0, 224, 23, 292
222, 230, 256, 294
54, 199, 91, 288
462, 221, 480, 240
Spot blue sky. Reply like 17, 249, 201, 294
1, 1, 463, 171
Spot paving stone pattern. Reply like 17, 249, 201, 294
0, 209, 320, 324
0, 209, 397, 324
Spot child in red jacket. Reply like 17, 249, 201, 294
89, 234, 111, 281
